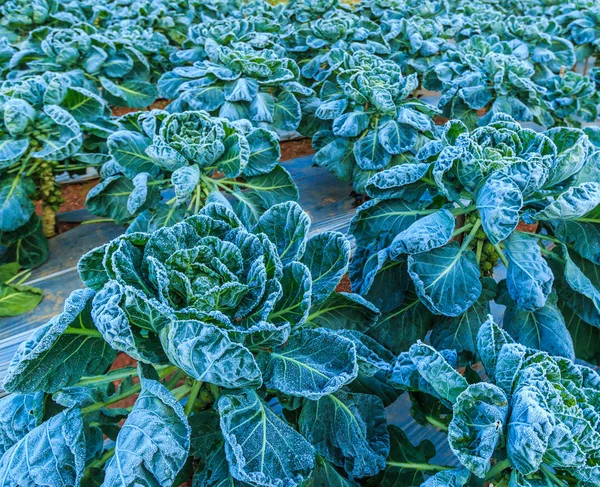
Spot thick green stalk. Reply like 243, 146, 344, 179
484, 459, 511, 481
185, 380, 203, 416
385, 461, 453, 472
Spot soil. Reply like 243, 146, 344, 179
280, 137, 314, 161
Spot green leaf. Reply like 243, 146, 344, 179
364, 163, 431, 200
507, 386, 554, 475
533, 182, 600, 221
448, 383, 509, 478
273, 90, 301, 131
0, 137, 28, 170
299, 390, 389, 478
366, 425, 436, 487
269, 262, 312, 326
354, 128, 391, 171
408, 242, 482, 317
561, 247, 600, 327
476, 173, 522, 245
107, 130, 156, 178
0, 177, 35, 233
406, 341, 468, 403
0, 408, 86, 485
388, 209, 454, 258
103, 372, 191, 486
560, 300, 600, 364
504, 232, 553, 311
255, 201, 310, 265
86, 175, 143, 223
421, 468, 471, 487
3, 289, 115, 394
554, 221, 600, 265
301, 232, 350, 305
377, 120, 417, 155
476, 316, 515, 380
217, 389, 315, 487
304, 455, 358, 487
306, 292, 380, 333
245, 128, 280, 177
0, 393, 44, 456
160, 319, 262, 389
257, 328, 358, 400
100, 77, 157, 108
0, 283, 43, 317
60, 86, 106, 122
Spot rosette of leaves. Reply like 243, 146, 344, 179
306, 49, 439, 193
9, 24, 160, 109
0, 201, 397, 486
383, 16, 450, 80
282, 9, 390, 81
424, 35, 552, 128
0, 0, 93, 42
170, 16, 285, 66
542, 71, 600, 127
0, 71, 112, 264
451, 6, 507, 42
556, 4, 600, 62
379, 317, 600, 486
159, 44, 312, 132
86, 109, 299, 231
349, 113, 600, 363
93, 0, 198, 44
284, 0, 345, 24
501, 15, 576, 84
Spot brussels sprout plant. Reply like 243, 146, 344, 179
86, 110, 298, 231
350, 114, 600, 363
0, 202, 397, 487
0, 72, 112, 266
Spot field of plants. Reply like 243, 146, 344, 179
1, 0, 600, 485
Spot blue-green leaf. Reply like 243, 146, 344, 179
533, 182, 600, 221
160, 319, 262, 389
448, 383, 509, 478
476, 173, 523, 245
388, 209, 454, 258
103, 373, 191, 486
257, 328, 358, 400
0, 393, 43, 456
299, 390, 389, 478
218, 389, 315, 487
408, 242, 482, 317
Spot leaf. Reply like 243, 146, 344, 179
354, 128, 391, 171
448, 383, 509, 478
507, 386, 554, 476
504, 232, 553, 311
100, 77, 157, 108
562, 248, 600, 328
420, 468, 471, 487
388, 209, 454, 258
0, 138, 29, 170
103, 373, 191, 486
366, 425, 436, 487
86, 175, 141, 223
301, 232, 350, 305
273, 90, 301, 131
0, 177, 34, 233
160, 319, 262, 389
269, 262, 312, 326
245, 128, 280, 177
306, 292, 380, 333
257, 328, 358, 400
377, 120, 417, 155
0, 393, 43, 456
332, 111, 369, 137
255, 201, 310, 265
0, 408, 86, 486
3, 289, 115, 394
299, 390, 389, 478
107, 130, 156, 179
476, 173, 523, 245
406, 341, 468, 404
171, 164, 200, 204
60, 86, 105, 122
408, 242, 482, 317
304, 455, 358, 487
533, 182, 600, 221
217, 389, 315, 487
350, 199, 423, 251
561, 300, 600, 364
364, 163, 430, 200
430, 278, 496, 357
503, 294, 574, 360
554, 221, 600, 265
476, 316, 515, 380
0, 283, 43, 317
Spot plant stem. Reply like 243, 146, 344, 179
87, 447, 115, 470
451, 204, 476, 216
519, 231, 562, 245
171, 384, 193, 401
476, 239, 483, 264
385, 461, 453, 472
81, 383, 142, 415
62, 328, 103, 338
493, 243, 509, 268
164, 368, 186, 390
77, 367, 138, 386
4, 269, 31, 285
425, 415, 448, 432
185, 380, 203, 416
540, 464, 566, 486
452, 223, 473, 237
81, 218, 116, 225
459, 218, 481, 252
484, 459, 511, 481
209, 384, 221, 401
540, 246, 565, 264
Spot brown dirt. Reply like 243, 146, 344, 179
111, 99, 171, 118
336, 273, 352, 293
280, 138, 314, 161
